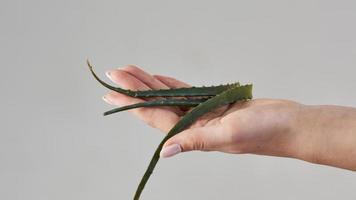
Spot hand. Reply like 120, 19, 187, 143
101, 65, 302, 158
101, 65, 356, 171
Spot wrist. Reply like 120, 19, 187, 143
255, 103, 320, 161
292, 104, 356, 170
248, 101, 307, 159
289, 104, 322, 162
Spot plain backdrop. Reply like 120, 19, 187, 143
1, 0, 356, 199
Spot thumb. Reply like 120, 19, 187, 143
160, 125, 225, 158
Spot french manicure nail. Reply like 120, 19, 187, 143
102, 95, 112, 104
160, 144, 182, 158
105, 71, 112, 79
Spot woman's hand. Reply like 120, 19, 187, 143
102, 65, 356, 171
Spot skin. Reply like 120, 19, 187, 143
102, 65, 356, 171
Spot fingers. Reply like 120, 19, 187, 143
111, 65, 185, 116
153, 75, 191, 88
121, 65, 170, 90
103, 69, 180, 133
106, 68, 149, 91
160, 125, 227, 158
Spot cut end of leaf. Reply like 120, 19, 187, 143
103, 111, 114, 116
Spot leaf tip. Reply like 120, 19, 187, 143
86, 59, 93, 69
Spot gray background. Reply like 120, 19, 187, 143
1, 0, 356, 199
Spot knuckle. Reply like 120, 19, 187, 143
189, 135, 206, 151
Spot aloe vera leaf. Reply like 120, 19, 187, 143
103, 98, 210, 116
133, 84, 253, 200
87, 60, 240, 97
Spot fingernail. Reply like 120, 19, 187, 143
160, 144, 182, 158
105, 70, 112, 79
102, 95, 113, 105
